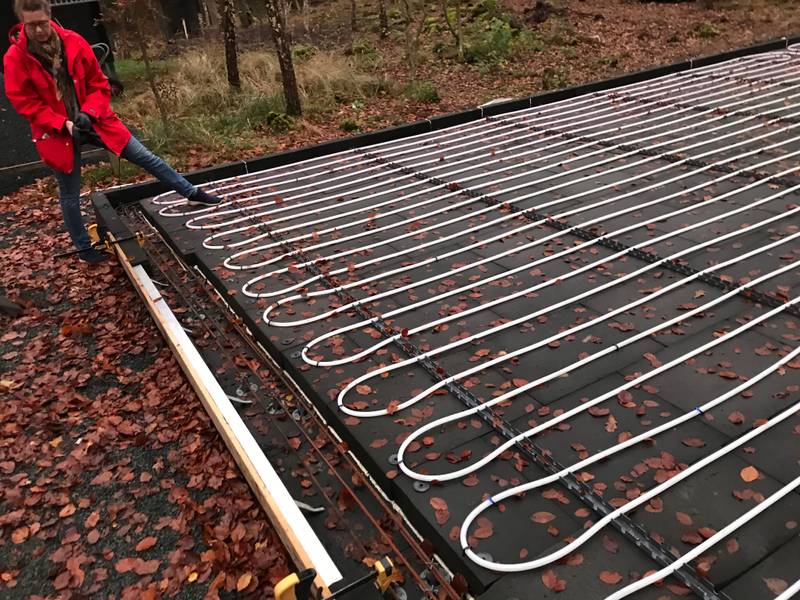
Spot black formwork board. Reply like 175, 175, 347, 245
108, 40, 800, 600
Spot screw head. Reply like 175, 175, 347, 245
413, 481, 430, 493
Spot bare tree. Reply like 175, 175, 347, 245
441, 0, 464, 60
378, 0, 388, 38
264, 0, 302, 115
112, 0, 169, 127
218, 0, 241, 89
400, 0, 427, 79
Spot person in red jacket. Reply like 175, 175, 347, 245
4, 0, 221, 263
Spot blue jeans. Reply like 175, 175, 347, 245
54, 136, 197, 251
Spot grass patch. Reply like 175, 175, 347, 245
463, 9, 543, 69
112, 46, 383, 157
403, 80, 440, 103
113, 57, 169, 82
339, 119, 360, 132
541, 66, 569, 90
695, 22, 719, 38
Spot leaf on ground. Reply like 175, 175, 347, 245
430, 497, 448, 511
135, 536, 157, 552
531, 511, 556, 524
740, 466, 759, 482
237, 572, 253, 591
11, 526, 29, 544
473, 517, 493, 539
84, 511, 100, 529
728, 411, 746, 425
541, 568, 567, 592
764, 577, 788, 595
682, 437, 706, 448
599, 570, 622, 585
643, 352, 661, 368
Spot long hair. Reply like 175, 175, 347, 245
14, 0, 52, 19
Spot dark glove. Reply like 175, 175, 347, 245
74, 112, 92, 132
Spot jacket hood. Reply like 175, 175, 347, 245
8, 23, 24, 50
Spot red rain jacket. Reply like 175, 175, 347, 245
3, 21, 131, 173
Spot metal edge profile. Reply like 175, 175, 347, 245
110, 231, 343, 594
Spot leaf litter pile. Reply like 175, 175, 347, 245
0, 182, 292, 599
141, 44, 800, 600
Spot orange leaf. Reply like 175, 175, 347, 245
541, 568, 566, 591
473, 517, 493, 539
84, 511, 100, 529
11, 526, 29, 544
237, 572, 253, 591
135, 536, 157, 552
115, 558, 137, 573
599, 570, 622, 585
740, 466, 759, 482
430, 497, 448, 511
531, 511, 556, 524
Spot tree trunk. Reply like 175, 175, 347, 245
264, 0, 302, 115
400, 0, 425, 79
218, 0, 241, 89
441, 0, 463, 60
129, 3, 168, 128
350, 0, 357, 34
301, 0, 310, 34
378, 0, 388, 38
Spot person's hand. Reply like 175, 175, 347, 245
74, 112, 92, 131
65, 120, 74, 136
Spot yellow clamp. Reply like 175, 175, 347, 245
87, 223, 145, 253
275, 557, 401, 600
275, 568, 317, 600
374, 557, 403, 594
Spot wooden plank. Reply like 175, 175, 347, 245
115, 244, 342, 594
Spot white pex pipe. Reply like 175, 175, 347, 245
463, 391, 800, 574
149, 51, 791, 212
383, 231, 799, 447
249, 104, 800, 303
335, 192, 800, 420
447, 344, 799, 490
198, 75, 800, 252
178, 63, 791, 229
216, 77, 800, 266
298, 147, 800, 365
605, 468, 800, 599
